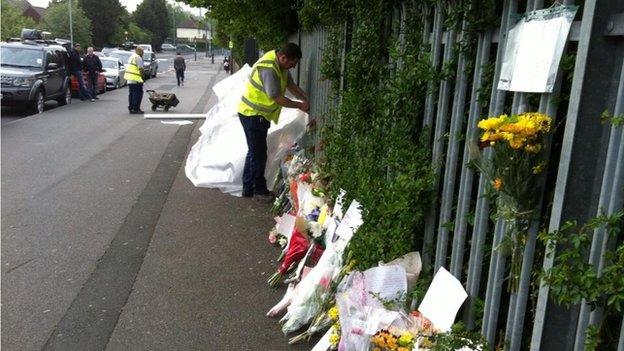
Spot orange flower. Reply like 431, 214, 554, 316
492, 178, 503, 190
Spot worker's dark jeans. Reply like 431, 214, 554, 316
238, 113, 270, 196
175, 69, 185, 86
128, 83, 143, 112
88, 72, 98, 97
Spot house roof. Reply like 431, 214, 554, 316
177, 18, 197, 29
32, 6, 46, 17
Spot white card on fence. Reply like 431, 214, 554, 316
277, 213, 296, 238
363, 265, 407, 301
311, 328, 332, 351
418, 267, 467, 332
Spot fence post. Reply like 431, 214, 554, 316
530, 0, 624, 349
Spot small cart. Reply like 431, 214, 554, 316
146, 90, 179, 112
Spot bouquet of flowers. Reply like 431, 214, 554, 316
471, 112, 552, 291
371, 329, 416, 351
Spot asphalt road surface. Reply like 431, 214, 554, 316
2, 55, 310, 350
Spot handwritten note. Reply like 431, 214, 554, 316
363, 265, 408, 301
334, 200, 363, 242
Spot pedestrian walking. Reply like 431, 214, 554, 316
223, 57, 230, 73
124, 47, 145, 114
238, 43, 309, 200
68, 43, 93, 101
83, 47, 102, 102
174, 52, 186, 86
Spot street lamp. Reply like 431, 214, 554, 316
68, 0, 74, 46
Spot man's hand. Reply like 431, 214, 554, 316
300, 100, 310, 113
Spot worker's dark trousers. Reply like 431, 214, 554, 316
238, 113, 270, 196
128, 83, 143, 112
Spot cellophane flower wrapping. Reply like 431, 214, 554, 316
280, 200, 362, 334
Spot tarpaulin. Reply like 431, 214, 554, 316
185, 64, 309, 196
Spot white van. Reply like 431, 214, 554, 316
137, 44, 152, 52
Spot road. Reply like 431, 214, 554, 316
2, 54, 309, 350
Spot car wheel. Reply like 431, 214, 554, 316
57, 86, 71, 106
30, 89, 45, 114
153, 69, 157, 78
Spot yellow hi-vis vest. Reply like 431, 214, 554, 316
124, 53, 143, 83
238, 50, 288, 123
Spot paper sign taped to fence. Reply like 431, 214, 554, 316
418, 267, 467, 332
498, 5, 578, 93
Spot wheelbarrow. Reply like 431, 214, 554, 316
146, 89, 179, 112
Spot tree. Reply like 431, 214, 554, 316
178, 0, 298, 52
42, 0, 93, 46
1, 0, 37, 41
132, 0, 170, 49
166, 3, 190, 42
79, 0, 124, 47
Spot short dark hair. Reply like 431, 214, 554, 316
176, 51, 181, 55
279, 43, 302, 60
74, 43, 81, 47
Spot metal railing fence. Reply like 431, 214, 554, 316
288, 1, 624, 349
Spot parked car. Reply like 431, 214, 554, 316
101, 47, 118, 56
161, 43, 176, 51
176, 44, 196, 53
107, 50, 134, 66
71, 71, 106, 95
142, 51, 158, 78
100, 57, 126, 89
93, 51, 105, 57
0, 41, 71, 113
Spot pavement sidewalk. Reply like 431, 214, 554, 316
105, 65, 311, 350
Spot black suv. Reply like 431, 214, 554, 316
1, 41, 71, 114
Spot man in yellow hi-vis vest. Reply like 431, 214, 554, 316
124, 47, 144, 114
238, 43, 309, 200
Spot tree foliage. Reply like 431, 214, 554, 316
79, 0, 124, 47
1, 0, 37, 41
132, 0, 170, 49
178, 0, 298, 54
42, 0, 93, 46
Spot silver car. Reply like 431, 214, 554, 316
101, 57, 126, 89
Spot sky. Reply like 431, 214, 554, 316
27, 0, 204, 14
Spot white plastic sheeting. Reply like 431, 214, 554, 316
185, 64, 309, 196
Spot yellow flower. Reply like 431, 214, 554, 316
509, 136, 526, 149
524, 144, 542, 153
477, 114, 508, 130
522, 112, 552, 132
329, 333, 340, 345
532, 164, 544, 174
328, 306, 339, 321
397, 348, 410, 351
398, 332, 414, 346
492, 178, 503, 190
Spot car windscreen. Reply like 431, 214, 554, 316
109, 52, 132, 64
142, 53, 152, 61
101, 60, 118, 69
1, 46, 43, 68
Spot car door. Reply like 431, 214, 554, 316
118, 60, 126, 85
44, 50, 62, 96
